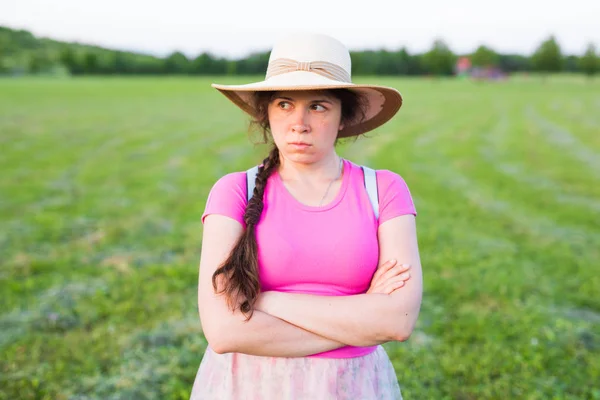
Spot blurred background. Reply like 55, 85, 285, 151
1, 1, 599, 399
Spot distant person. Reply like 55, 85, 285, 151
191, 33, 423, 399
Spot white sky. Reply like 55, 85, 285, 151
1, 0, 599, 58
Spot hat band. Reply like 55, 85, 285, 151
265, 58, 351, 83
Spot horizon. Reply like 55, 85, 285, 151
2, 0, 599, 59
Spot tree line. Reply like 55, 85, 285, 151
1, 26, 598, 77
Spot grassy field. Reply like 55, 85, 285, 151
1, 75, 599, 399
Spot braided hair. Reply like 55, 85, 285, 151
211, 146, 280, 319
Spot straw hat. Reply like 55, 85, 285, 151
211, 33, 403, 138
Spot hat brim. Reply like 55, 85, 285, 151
211, 71, 402, 138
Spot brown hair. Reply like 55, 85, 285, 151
212, 89, 367, 319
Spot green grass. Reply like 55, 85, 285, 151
1, 76, 599, 399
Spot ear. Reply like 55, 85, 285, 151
339, 123, 345, 131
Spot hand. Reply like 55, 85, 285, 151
367, 259, 411, 295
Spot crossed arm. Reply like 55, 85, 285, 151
197, 214, 422, 356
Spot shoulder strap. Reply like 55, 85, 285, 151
361, 166, 380, 220
246, 165, 259, 202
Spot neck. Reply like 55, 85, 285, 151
278, 152, 342, 183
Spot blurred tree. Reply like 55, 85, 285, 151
564, 55, 581, 72
382, 49, 402, 75
395, 48, 422, 75
113, 51, 130, 74
350, 51, 373, 75
83, 52, 99, 74
579, 43, 598, 78
234, 51, 269, 75
497, 54, 532, 72
60, 48, 84, 75
356, 50, 386, 75
351, 48, 420, 75
29, 51, 54, 74
531, 35, 563, 74
410, 54, 426, 75
226, 60, 237, 75
373, 50, 391, 75
137, 56, 164, 75
393, 49, 410, 75
0, 58, 9, 74
1, 27, 38, 52
191, 52, 228, 74
163, 51, 190, 74
98, 51, 116, 74
422, 39, 456, 76
471, 45, 499, 67
0, 31, 11, 61
191, 53, 213, 74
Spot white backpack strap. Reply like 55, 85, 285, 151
246, 165, 259, 202
361, 166, 379, 220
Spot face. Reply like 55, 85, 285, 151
267, 91, 344, 164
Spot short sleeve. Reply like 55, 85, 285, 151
376, 170, 417, 225
201, 172, 248, 227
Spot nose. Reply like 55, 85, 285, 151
291, 108, 310, 134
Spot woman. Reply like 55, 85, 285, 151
191, 33, 423, 399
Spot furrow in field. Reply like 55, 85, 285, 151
357, 103, 483, 164
493, 162, 600, 213
65, 314, 206, 398
0, 279, 107, 348
525, 106, 600, 175
396, 102, 597, 242
341, 128, 411, 165
413, 158, 599, 245
557, 99, 600, 128
478, 105, 600, 215
541, 98, 600, 155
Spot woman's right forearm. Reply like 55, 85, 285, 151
204, 308, 350, 357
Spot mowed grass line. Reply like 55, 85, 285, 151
1, 77, 599, 399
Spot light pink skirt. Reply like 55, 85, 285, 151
190, 345, 402, 399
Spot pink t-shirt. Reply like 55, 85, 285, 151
202, 159, 417, 358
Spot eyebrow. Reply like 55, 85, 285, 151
275, 96, 334, 104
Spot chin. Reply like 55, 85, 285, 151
285, 152, 318, 164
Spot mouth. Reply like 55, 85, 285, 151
289, 142, 311, 146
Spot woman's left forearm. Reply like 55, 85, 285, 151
255, 290, 421, 347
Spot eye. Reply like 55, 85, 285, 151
311, 103, 327, 112
277, 101, 292, 110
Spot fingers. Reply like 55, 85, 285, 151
368, 260, 412, 295
368, 270, 411, 295
382, 275, 410, 294
379, 263, 411, 283
371, 259, 397, 282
